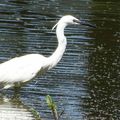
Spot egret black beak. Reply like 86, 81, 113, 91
74, 19, 96, 28
80, 20, 96, 28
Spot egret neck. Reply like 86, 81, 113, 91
48, 22, 67, 69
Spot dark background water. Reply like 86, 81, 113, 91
0, 0, 119, 120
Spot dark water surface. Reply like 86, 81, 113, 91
0, 0, 120, 120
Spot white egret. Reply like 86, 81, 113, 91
0, 15, 94, 89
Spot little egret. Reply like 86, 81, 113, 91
0, 15, 94, 89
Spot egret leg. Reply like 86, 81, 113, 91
13, 86, 21, 95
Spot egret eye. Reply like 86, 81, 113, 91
73, 19, 80, 24
73, 19, 76, 23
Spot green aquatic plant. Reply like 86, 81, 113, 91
46, 95, 64, 120
46, 95, 58, 120
29, 108, 42, 120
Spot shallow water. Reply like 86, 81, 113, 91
0, 0, 120, 120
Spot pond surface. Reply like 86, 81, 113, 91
0, 0, 120, 120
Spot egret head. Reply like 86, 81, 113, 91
59, 15, 80, 25
52, 15, 80, 30
52, 15, 96, 30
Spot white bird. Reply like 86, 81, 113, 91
0, 15, 94, 89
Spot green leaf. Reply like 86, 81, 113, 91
46, 95, 53, 108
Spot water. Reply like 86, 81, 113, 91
0, 0, 119, 120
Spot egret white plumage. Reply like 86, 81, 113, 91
0, 15, 94, 89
